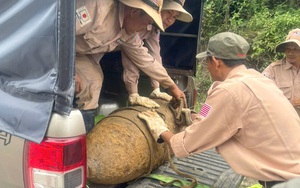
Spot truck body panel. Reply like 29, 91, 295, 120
0, 134, 24, 187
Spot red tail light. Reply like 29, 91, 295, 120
24, 135, 86, 188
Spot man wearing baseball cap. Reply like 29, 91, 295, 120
75, 0, 187, 132
137, 32, 300, 188
262, 28, 300, 116
121, 0, 193, 108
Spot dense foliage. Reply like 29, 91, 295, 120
195, 0, 300, 109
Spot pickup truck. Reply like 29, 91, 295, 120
0, 0, 242, 188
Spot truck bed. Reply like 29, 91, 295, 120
126, 149, 243, 188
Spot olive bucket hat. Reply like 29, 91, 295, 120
196, 32, 250, 60
275, 28, 300, 52
162, 0, 193, 22
119, 0, 164, 31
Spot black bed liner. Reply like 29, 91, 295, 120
126, 149, 243, 188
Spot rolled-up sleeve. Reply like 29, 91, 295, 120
170, 131, 190, 157
170, 85, 241, 158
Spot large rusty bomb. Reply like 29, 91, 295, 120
86, 99, 182, 184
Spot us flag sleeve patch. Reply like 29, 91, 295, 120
199, 103, 212, 117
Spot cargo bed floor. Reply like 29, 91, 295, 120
126, 149, 243, 188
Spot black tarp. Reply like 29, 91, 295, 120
0, 0, 75, 143
160, 0, 204, 75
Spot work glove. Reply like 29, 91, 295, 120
138, 110, 169, 142
150, 88, 172, 102
129, 93, 160, 108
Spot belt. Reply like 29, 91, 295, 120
258, 180, 284, 188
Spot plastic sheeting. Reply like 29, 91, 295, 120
0, 0, 76, 143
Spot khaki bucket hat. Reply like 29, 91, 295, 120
196, 32, 249, 60
275, 28, 300, 52
162, 0, 193, 22
119, 0, 164, 31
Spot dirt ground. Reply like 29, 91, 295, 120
239, 177, 261, 188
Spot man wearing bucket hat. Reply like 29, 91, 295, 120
75, 0, 187, 132
121, 0, 193, 108
138, 32, 300, 188
262, 28, 300, 116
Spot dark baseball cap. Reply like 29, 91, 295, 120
196, 32, 250, 60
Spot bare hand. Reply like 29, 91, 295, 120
168, 84, 187, 107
